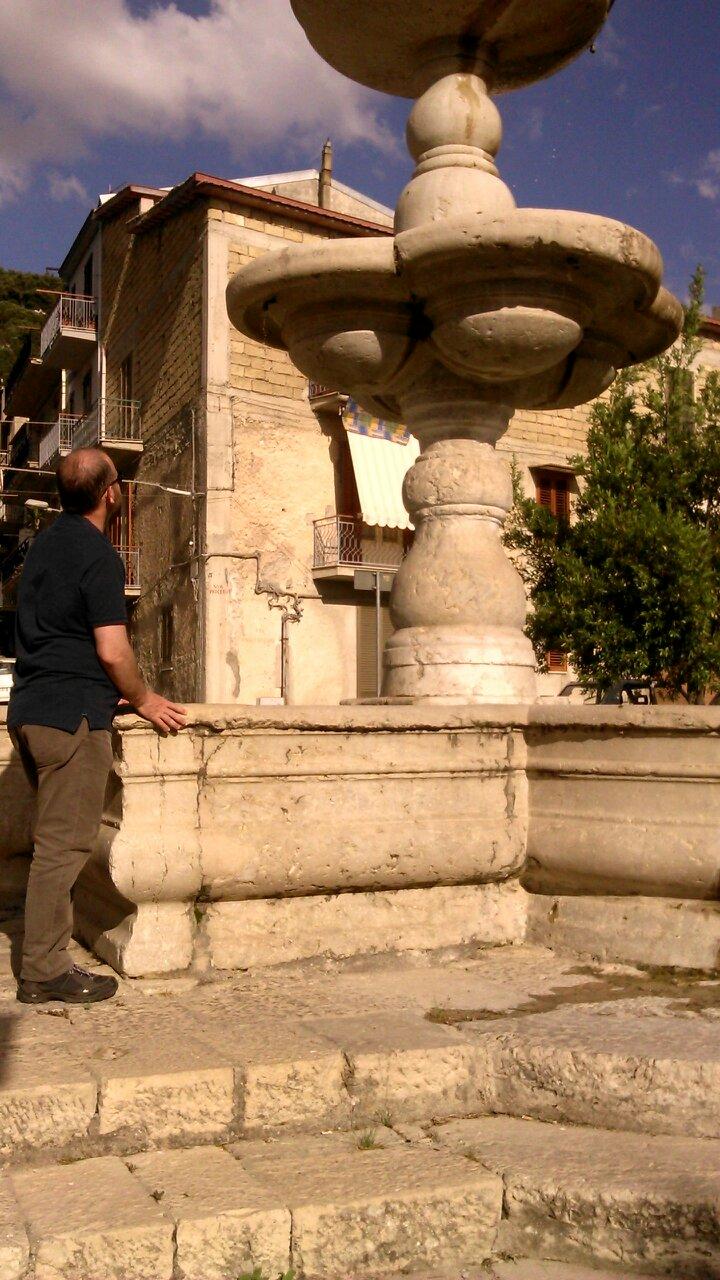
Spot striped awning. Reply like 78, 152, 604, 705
343, 399, 420, 530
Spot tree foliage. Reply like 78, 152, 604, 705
504, 269, 720, 701
0, 266, 59, 385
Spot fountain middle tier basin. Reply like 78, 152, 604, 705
226, 209, 683, 416
290, 0, 612, 97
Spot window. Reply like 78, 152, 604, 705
82, 254, 93, 299
82, 371, 92, 414
119, 353, 133, 402
338, 432, 360, 517
546, 649, 568, 673
160, 606, 174, 673
534, 468, 571, 521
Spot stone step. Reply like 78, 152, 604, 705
2, 1132, 502, 1279
466, 1002, 720, 1138
4, 945, 720, 1162
435, 1115, 720, 1278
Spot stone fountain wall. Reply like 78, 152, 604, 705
2, 705, 720, 975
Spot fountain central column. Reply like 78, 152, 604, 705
382, 59, 537, 702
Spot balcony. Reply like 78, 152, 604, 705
40, 293, 97, 369
114, 545, 140, 598
7, 422, 40, 472
312, 515, 406, 581
308, 382, 347, 412
38, 414, 82, 470
72, 398, 142, 456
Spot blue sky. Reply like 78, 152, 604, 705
0, 0, 718, 306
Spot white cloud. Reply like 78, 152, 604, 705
48, 173, 89, 203
695, 177, 719, 201
0, 0, 396, 205
704, 149, 720, 176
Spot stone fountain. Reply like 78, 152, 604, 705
2, 2, 704, 983
227, 0, 682, 704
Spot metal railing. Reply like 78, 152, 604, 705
72, 398, 142, 450
40, 293, 97, 356
38, 414, 81, 469
313, 516, 405, 571
8, 423, 40, 470
114, 545, 140, 590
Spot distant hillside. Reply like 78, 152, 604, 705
0, 267, 59, 387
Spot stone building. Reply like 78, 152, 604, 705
2, 162, 719, 701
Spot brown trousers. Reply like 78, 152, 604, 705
9, 719, 113, 982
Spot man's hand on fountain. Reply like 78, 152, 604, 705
135, 691, 187, 735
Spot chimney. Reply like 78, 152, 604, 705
318, 138, 333, 209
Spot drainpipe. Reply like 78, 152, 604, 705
318, 138, 332, 209
268, 593, 303, 703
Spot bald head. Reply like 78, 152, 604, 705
56, 448, 116, 515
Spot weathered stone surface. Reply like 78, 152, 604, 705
436, 1116, 720, 1276
233, 1133, 502, 1277
526, 705, 720, 900
309, 1012, 493, 1124
527, 892, 720, 970
9, 1155, 174, 1280
0, 1174, 28, 1280
128, 1146, 291, 1280
0, 1044, 96, 1156
466, 1005, 720, 1137
190, 1015, 349, 1133
202, 882, 528, 969
61, 1004, 236, 1144
489, 1264, 661, 1280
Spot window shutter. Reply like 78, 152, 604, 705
356, 602, 393, 698
535, 469, 570, 521
546, 649, 568, 673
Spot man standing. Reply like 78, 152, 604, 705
8, 447, 186, 1004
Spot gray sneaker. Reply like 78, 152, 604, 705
17, 965, 118, 1004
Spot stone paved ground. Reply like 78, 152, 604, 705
1, 912, 720, 1278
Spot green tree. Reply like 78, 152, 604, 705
504, 269, 720, 702
0, 266, 59, 385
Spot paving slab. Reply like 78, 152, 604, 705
231, 1132, 502, 1278
68, 1004, 236, 1145
0, 1042, 96, 1157
435, 1115, 720, 1278
182, 1013, 350, 1133
0, 1173, 28, 1280
128, 1145, 291, 1280
9, 1154, 174, 1280
308, 1011, 492, 1124
463, 1004, 720, 1137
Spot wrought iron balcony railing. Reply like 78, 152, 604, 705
40, 293, 97, 358
38, 414, 82, 469
72, 398, 142, 450
113, 545, 140, 592
313, 516, 405, 571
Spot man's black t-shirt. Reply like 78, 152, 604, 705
8, 514, 127, 732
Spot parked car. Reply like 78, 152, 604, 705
557, 681, 596, 704
557, 679, 658, 705
0, 657, 15, 704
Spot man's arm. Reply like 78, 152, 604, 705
93, 624, 186, 734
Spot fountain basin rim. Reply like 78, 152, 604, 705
290, 0, 611, 98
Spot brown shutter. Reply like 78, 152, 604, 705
546, 649, 568, 673
356, 601, 393, 698
535, 469, 570, 521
